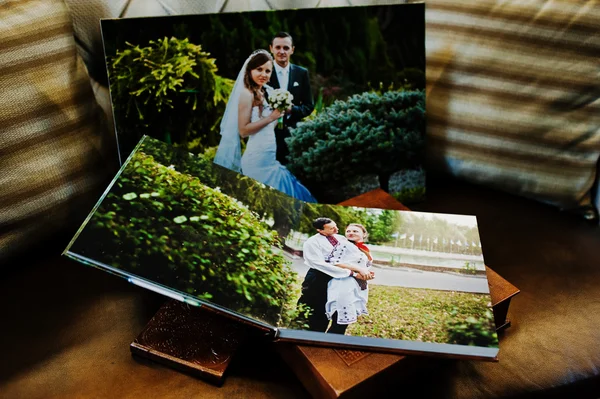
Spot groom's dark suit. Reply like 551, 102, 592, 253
268, 63, 314, 165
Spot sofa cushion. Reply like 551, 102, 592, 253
426, 1, 600, 219
0, 0, 116, 261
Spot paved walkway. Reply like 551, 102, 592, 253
280, 251, 490, 294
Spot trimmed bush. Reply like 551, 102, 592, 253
286, 90, 425, 198
138, 138, 304, 241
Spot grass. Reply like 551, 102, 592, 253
346, 285, 496, 345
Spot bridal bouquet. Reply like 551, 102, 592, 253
267, 88, 293, 129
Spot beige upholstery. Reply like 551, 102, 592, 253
426, 1, 600, 215
0, 0, 117, 261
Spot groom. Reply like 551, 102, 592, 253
269, 32, 314, 165
298, 217, 370, 333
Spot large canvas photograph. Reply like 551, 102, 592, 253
64, 136, 498, 360
101, 3, 426, 205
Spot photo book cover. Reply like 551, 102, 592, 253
101, 3, 426, 205
64, 136, 499, 360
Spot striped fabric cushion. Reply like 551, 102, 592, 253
64, 0, 224, 83
425, 1, 600, 216
0, 0, 115, 261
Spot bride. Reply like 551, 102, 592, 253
214, 50, 316, 202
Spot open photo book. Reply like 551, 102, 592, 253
64, 136, 499, 360
101, 2, 426, 206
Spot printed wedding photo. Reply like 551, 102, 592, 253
280, 205, 498, 355
101, 3, 426, 205
66, 137, 498, 358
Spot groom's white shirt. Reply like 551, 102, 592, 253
303, 233, 353, 278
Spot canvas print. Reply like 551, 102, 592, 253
101, 3, 426, 205
64, 136, 498, 360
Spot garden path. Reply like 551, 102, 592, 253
280, 251, 490, 294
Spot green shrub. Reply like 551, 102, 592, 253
461, 262, 478, 275
393, 186, 426, 205
445, 308, 498, 347
389, 168, 425, 192
137, 138, 303, 240
389, 168, 426, 203
286, 90, 425, 197
108, 37, 234, 155
77, 148, 300, 325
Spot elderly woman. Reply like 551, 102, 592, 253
325, 223, 374, 335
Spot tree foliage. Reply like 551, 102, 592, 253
298, 203, 365, 236
191, 6, 425, 94
393, 213, 484, 254
296, 205, 404, 245
365, 210, 400, 244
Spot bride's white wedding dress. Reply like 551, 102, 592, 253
241, 102, 316, 202
325, 242, 370, 325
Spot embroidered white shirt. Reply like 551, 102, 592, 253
302, 233, 353, 278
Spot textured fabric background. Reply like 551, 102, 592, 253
0, 0, 116, 261
426, 1, 600, 218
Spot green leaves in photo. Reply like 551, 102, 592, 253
81, 143, 302, 326
108, 37, 234, 153
287, 90, 425, 200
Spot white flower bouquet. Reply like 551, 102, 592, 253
267, 88, 293, 129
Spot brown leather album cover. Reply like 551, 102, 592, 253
130, 300, 247, 386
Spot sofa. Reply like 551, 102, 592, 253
1, 0, 599, 398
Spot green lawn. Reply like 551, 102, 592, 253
346, 285, 496, 345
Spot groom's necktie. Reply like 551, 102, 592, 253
278, 68, 289, 91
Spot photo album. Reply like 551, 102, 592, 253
63, 3, 500, 360
64, 136, 498, 360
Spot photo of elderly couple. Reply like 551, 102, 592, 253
102, 3, 426, 205
65, 136, 499, 359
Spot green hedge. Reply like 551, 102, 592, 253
78, 148, 301, 326
137, 138, 304, 241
